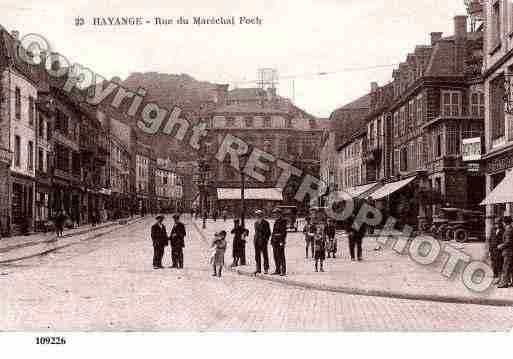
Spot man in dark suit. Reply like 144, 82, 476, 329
498, 216, 513, 288
151, 215, 168, 269
490, 218, 504, 284
170, 213, 186, 268
271, 208, 288, 276
253, 209, 271, 275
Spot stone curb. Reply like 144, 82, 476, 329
0, 217, 147, 265
231, 267, 513, 307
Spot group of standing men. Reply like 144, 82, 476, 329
253, 208, 287, 276
151, 214, 186, 269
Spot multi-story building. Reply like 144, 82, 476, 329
370, 15, 485, 229
205, 85, 324, 215
480, 0, 513, 239
155, 158, 184, 213
135, 142, 155, 214
337, 131, 367, 190
364, 82, 395, 183
0, 28, 39, 234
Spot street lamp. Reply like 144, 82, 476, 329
239, 152, 250, 230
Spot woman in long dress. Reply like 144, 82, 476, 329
211, 230, 227, 277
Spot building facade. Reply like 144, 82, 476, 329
481, 0, 513, 239
337, 131, 367, 190
205, 86, 323, 215
155, 158, 184, 213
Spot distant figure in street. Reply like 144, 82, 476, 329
230, 219, 248, 267
314, 226, 326, 272
54, 210, 66, 238
271, 208, 287, 276
211, 230, 227, 277
325, 219, 337, 258
348, 215, 366, 261
490, 218, 505, 284
213, 210, 217, 222
498, 216, 513, 288
253, 209, 271, 275
151, 215, 168, 269
169, 213, 186, 268
223, 209, 228, 222
303, 217, 316, 259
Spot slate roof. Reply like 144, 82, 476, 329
329, 93, 371, 150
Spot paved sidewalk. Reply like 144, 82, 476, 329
0, 216, 147, 264
190, 218, 513, 306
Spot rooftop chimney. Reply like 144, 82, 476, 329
454, 15, 468, 38
430, 32, 443, 45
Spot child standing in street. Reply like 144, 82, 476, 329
314, 226, 326, 272
211, 230, 227, 277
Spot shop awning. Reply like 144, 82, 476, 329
370, 177, 416, 200
217, 188, 283, 201
344, 182, 380, 198
480, 171, 513, 205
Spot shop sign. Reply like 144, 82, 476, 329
487, 152, 513, 173
462, 137, 481, 161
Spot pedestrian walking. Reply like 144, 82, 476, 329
271, 208, 287, 276
151, 215, 168, 269
490, 218, 505, 284
230, 219, 248, 267
325, 219, 337, 258
314, 226, 326, 272
303, 217, 316, 259
210, 230, 227, 277
348, 215, 366, 261
169, 213, 186, 268
223, 209, 228, 222
253, 209, 271, 275
498, 216, 513, 288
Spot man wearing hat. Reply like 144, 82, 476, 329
253, 209, 271, 275
169, 213, 186, 268
271, 207, 288, 276
151, 215, 168, 269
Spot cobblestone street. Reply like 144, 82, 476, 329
1, 216, 512, 331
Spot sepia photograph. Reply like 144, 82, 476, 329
0, 0, 512, 354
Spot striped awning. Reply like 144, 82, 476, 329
370, 177, 416, 200
481, 171, 513, 205
217, 188, 283, 201
343, 182, 380, 198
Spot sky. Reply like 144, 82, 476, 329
1, 0, 468, 118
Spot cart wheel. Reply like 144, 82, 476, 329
445, 228, 454, 242
454, 229, 468, 243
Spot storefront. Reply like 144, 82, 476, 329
482, 149, 513, 239
11, 174, 35, 234
216, 188, 284, 217
0, 148, 12, 237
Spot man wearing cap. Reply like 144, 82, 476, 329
271, 208, 288, 276
151, 215, 168, 269
253, 209, 271, 275
169, 213, 186, 268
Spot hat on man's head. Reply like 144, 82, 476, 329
255, 209, 264, 215
215, 230, 227, 237
155, 215, 165, 221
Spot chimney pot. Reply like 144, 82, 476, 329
454, 15, 468, 38
430, 32, 443, 45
